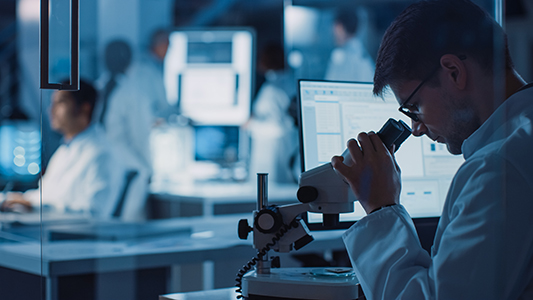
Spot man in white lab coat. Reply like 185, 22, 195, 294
247, 43, 298, 183
332, 0, 533, 299
99, 31, 171, 221
324, 8, 375, 82
2, 80, 124, 218
138, 29, 173, 120
103, 64, 153, 221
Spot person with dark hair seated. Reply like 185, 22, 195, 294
2, 80, 124, 219
333, 0, 533, 298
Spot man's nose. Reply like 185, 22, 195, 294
411, 119, 427, 137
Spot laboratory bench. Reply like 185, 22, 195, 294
160, 287, 238, 300
0, 212, 347, 300
148, 181, 299, 218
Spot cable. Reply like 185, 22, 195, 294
235, 219, 300, 299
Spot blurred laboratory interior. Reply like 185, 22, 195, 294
0, 0, 532, 299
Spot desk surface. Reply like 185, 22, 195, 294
0, 213, 346, 277
160, 287, 237, 300
150, 181, 300, 218
151, 181, 299, 203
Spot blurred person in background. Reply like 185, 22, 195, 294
247, 42, 298, 183
99, 39, 154, 221
138, 28, 174, 121
325, 7, 375, 82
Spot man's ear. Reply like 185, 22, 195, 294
440, 54, 467, 90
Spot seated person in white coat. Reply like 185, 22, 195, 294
324, 8, 375, 82
2, 80, 124, 219
332, 0, 533, 299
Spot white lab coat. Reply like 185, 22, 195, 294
248, 70, 298, 183
104, 67, 154, 221
343, 86, 533, 299
24, 125, 124, 218
134, 54, 173, 119
325, 37, 375, 82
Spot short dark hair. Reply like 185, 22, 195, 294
334, 8, 358, 35
258, 42, 285, 71
105, 39, 132, 75
150, 28, 170, 49
60, 79, 98, 120
373, 0, 513, 96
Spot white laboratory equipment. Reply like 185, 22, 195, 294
236, 119, 410, 300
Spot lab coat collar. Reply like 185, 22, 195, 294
462, 84, 533, 159
62, 124, 99, 147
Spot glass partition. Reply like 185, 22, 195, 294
3, 0, 532, 299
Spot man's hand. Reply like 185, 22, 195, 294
331, 132, 401, 214
1, 192, 33, 213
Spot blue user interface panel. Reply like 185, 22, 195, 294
0, 121, 41, 189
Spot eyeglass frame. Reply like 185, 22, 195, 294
398, 55, 467, 122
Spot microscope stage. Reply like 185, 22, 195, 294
243, 267, 360, 300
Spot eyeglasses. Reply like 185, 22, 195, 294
398, 55, 466, 122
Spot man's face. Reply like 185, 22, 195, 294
50, 91, 80, 134
333, 23, 349, 46
153, 38, 169, 61
393, 80, 481, 155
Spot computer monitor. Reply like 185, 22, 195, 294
0, 121, 41, 187
298, 80, 464, 229
194, 125, 240, 164
189, 125, 249, 181
164, 28, 255, 126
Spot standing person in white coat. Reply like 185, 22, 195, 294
324, 8, 375, 82
332, 0, 533, 299
247, 43, 298, 183
137, 29, 173, 121
103, 63, 154, 221
2, 80, 124, 219
98, 38, 154, 221
99, 31, 172, 221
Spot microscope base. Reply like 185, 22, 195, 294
242, 267, 361, 300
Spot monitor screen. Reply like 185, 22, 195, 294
0, 121, 41, 185
164, 29, 254, 125
194, 125, 240, 164
298, 80, 464, 226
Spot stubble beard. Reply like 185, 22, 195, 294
443, 95, 481, 155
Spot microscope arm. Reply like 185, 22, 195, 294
245, 202, 313, 253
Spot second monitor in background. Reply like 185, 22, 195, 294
193, 125, 248, 181
164, 28, 255, 126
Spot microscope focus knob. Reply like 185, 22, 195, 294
255, 207, 282, 234
297, 186, 318, 203
238, 219, 252, 240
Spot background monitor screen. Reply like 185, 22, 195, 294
164, 29, 254, 126
298, 80, 464, 226
0, 121, 41, 188
194, 125, 240, 164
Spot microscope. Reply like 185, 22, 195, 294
236, 118, 411, 300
